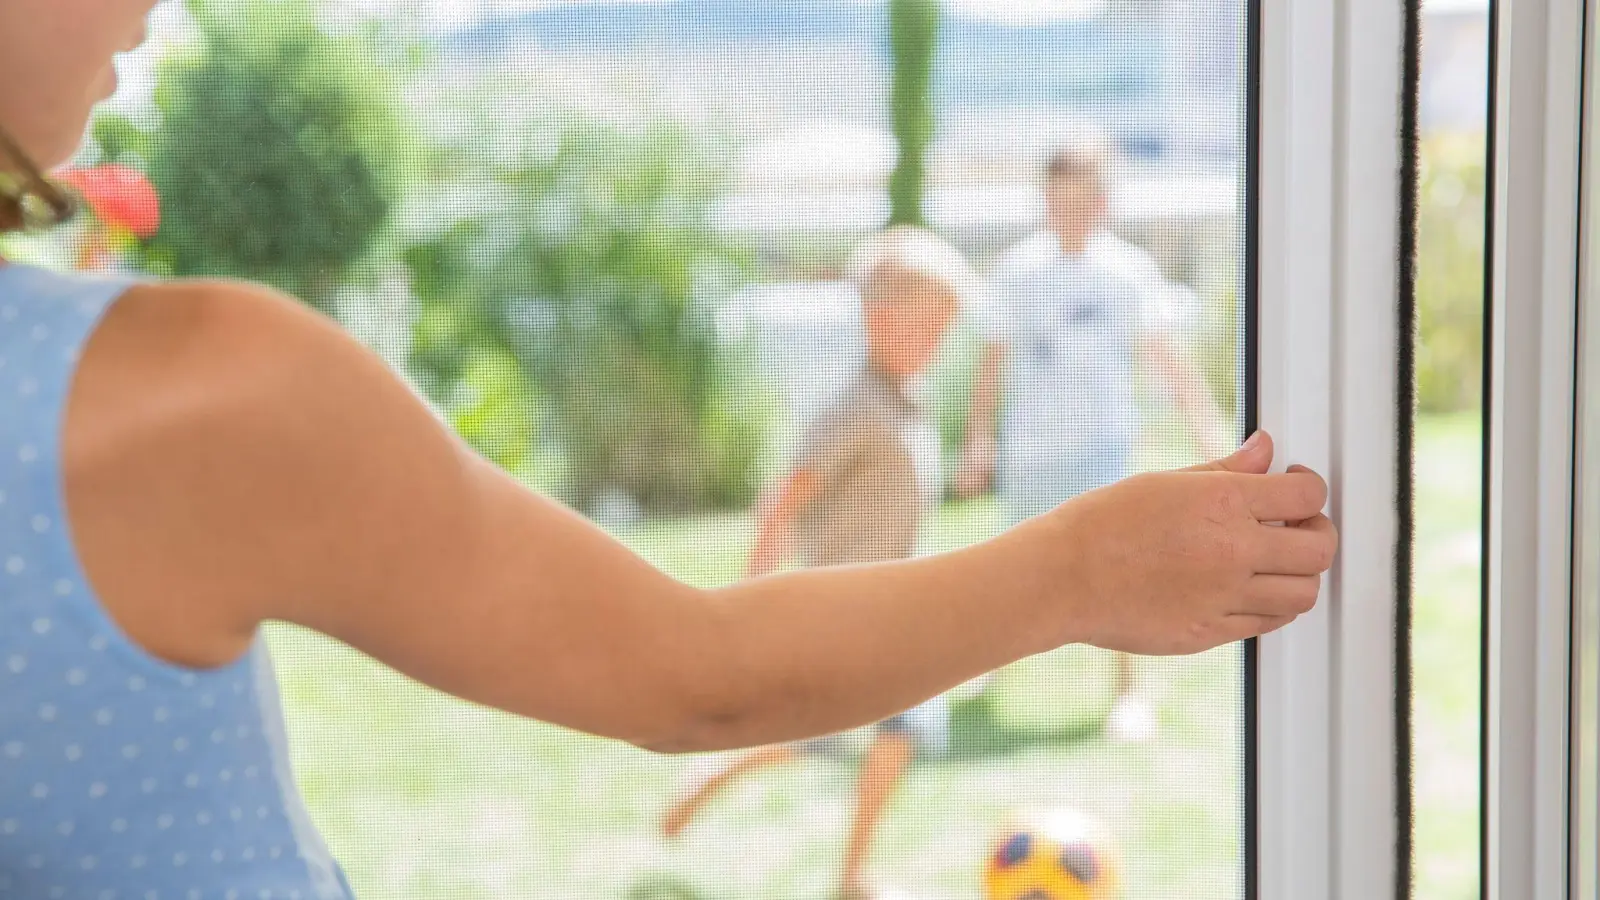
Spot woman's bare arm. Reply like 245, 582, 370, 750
64, 281, 1336, 754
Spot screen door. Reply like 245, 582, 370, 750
29, 1, 1270, 897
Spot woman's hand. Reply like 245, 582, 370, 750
1020, 431, 1334, 655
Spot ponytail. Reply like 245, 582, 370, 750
0, 125, 76, 234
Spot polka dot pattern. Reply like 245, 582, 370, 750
0, 267, 352, 897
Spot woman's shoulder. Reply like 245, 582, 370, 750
50, 276, 342, 667
89, 276, 351, 399
83, 275, 379, 452
61, 272, 452, 665
0, 268, 313, 408
113, 276, 315, 335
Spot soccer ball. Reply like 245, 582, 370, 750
983, 809, 1120, 900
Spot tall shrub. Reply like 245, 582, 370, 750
404, 120, 765, 513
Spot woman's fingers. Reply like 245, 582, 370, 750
1219, 613, 1303, 644
1239, 573, 1323, 617
1239, 467, 1329, 523
1249, 513, 1338, 576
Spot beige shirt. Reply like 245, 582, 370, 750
791, 367, 935, 567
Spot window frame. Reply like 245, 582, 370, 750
1482, 0, 1586, 897
1572, 0, 1600, 894
1257, 0, 1597, 895
1253, 0, 1409, 896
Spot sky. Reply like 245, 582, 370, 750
115, 0, 1486, 119
319, 0, 1486, 34
137, 0, 1486, 47
318, 0, 1110, 35
123, 0, 1118, 84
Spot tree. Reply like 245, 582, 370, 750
98, 0, 403, 313
887, 0, 942, 227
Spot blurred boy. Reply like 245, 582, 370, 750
660, 226, 974, 900
956, 139, 1230, 742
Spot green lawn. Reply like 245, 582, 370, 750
267, 415, 1481, 899
1411, 413, 1483, 900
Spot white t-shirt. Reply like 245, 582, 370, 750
977, 230, 1196, 511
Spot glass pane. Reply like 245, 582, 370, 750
1413, 0, 1490, 896
23, 1, 1255, 897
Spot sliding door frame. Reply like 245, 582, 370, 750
1483, 0, 1585, 896
1254, 0, 1409, 897
1570, 0, 1600, 894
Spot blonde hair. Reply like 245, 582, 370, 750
848, 225, 979, 308
0, 124, 76, 235
1045, 138, 1115, 198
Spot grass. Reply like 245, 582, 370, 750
266, 415, 1481, 899
1411, 412, 1483, 900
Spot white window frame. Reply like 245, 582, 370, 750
1485, 0, 1586, 897
1572, 0, 1600, 894
1259, 0, 1599, 892
1254, 0, 1408, 897
1258, 0, 1597, 894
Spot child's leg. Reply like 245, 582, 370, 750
1109, 652, 1156, 742
838, 729, 916, 899
661, 744, 798, 838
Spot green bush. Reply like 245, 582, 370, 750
97, 0, 404, 312
404, 119, 766, 514
1417, 134, 1487, 414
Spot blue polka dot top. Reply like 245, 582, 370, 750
0, 264, 354, 900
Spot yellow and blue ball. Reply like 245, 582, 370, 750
983, 809, 1119, 900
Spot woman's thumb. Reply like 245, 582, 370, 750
1186, 430, 1273, 474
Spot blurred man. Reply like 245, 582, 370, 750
957, 140, 1229, 742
